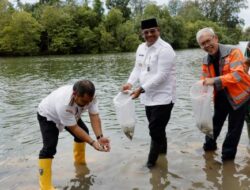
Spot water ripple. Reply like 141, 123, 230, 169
1, 46, 249, 189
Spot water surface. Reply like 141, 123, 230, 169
0, 45, 250, 190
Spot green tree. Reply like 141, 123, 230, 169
40, 5, 77, 54
129, 0, 150, 17
242, 27, 250, 41
157, 6, 174, 44
97, 24, 116, 52
106, 0, 131, 19
39, 0, 60, 5
167, 0, 182, 16
104, 8, 124, 50
65, 0, 77, 5
123, 34, 141, 51
0, 0, 245, 55
93, 0, 104, 21
0, 0, 13, 27
116, 20, 140, 51
143, 3, 161, 18
76, 26, 98, 53
186, 20, 226, 47
105, 8, 124, 33
198, 0, 247, 28
177, 1, 205, 22
0, 11, 42, 55
170, 16, 189, 48
223, 27, 242, 44
73, 6, 100, 29
16, 0, 23, 9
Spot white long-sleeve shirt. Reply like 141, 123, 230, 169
128, 37, 176, 106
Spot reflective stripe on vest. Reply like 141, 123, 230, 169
230, 61, 242, 69
232, 71, 242, 82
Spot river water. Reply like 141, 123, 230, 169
0, 44, 250, 190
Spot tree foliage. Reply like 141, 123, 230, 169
39, 5, 78, 54
39, 0, 60, 5
167, 0, 182, 16
242, 27, 250, 41
116, 20, 141, 51
129, 0, 150, 16
93, 0, 104, 21
0, 0, 248, 56
177, 1, 205, 22
0, 11, 41, 55
197, 0, 247, 28
106, 0, 131, 19
0, 0, 13, 27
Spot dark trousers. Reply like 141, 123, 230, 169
37, 113, 89, 159
204, 93, 248, 159
145, 103, 174, 146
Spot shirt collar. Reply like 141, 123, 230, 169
218, 44, 232, 58
145, 37, 161, 49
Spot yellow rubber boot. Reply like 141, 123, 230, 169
73, 142, 86, 164
38, 159, 56, 190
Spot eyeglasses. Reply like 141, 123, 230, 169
199, 36, 214, 48
142, 28, 157, 36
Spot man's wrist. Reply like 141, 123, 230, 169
89, 140, 95, 146
96, 134, 103, 140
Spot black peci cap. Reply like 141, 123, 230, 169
141, 18, 158, 29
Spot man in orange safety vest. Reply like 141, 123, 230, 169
196, 27, 250, 161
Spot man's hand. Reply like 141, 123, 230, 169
97, 137, 111, 152
91, 137, 110, 152
67, 125, 110, 152
122, 83, 132, 92
203, 78, 215, 86
131, 87, 142, 99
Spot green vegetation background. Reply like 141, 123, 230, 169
0, 0, 250, 56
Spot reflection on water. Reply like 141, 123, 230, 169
0, 44, 250, 189
149, 156, 169, 190
63, 164, 94, 190
203, 151, 250, 190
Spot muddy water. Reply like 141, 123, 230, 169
0, 45, 249, 190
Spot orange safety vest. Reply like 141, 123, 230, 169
201, 44, 250, 110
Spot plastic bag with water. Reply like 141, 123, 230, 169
113, 91, 136, 140
190, 80, 214, 138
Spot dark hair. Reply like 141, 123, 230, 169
73, 80, 95, 97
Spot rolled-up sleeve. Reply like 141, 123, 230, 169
88, 97, 99, 114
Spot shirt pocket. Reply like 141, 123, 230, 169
136, 55, 145, 69
147, 54, 158, 72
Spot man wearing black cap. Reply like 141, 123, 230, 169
122, 18, 176, 168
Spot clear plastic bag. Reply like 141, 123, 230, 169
113, 91, 136, 140
190, 80, 214, 138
